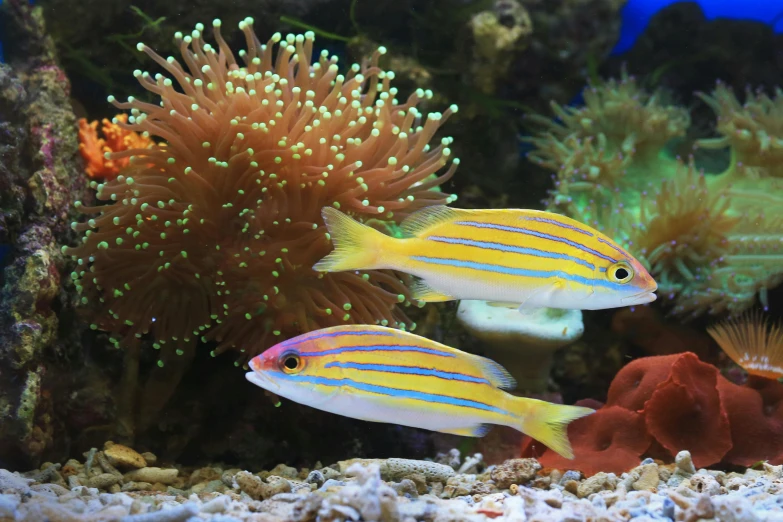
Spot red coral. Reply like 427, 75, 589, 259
521, 399, 650, 476
525, 352, 783, 472
643, 353, 732, 468
606, 354, 680, 411
717, 376, 783, 466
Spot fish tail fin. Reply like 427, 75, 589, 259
512, 398, 594, 459
313, 207, 390, 272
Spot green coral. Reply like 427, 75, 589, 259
526, 74, 783, 317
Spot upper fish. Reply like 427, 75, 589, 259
245, 325, 594, 458
313, 206, 657, 311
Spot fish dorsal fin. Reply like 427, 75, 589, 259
400, 205, 460, 237
441, 424, 493, 437
472, 354, 517, 391
410, 278, 455, 302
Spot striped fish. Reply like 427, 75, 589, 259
246, 325, 594, 458
313, 206, 657, 311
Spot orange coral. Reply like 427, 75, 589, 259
63, 19, 459, 368
78, 114, 155, 180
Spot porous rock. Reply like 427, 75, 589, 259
490, 458, 541, 488
578, 472, 617, 498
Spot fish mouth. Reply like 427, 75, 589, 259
245, 370, 280, 392
621, 289, 658, 305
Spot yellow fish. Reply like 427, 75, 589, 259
246, 325, 594, 458
313, 206, 657, 311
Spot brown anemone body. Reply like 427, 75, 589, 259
64, 19, 459, 363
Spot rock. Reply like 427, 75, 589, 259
221, 469, 241, 487
578, 472, 618, 498
686, 473, 722, 496
235, 472, 291, 500
103, 443, 146, 470
120, 481, 151, 492
383, 458, 455, 483
632, 464, 660, 491
306, 470, 324, 488
713, 495, 760, 522
392, 479, 418, 498
140, 452, 158, 467
87, 473, 121, 490
435, 449, 461, 470
490, 458, 541, 488
405, 473, 428, 495
189, 467, 222, 487
267, 464, 298, 480
675, 450, 696, 475
320, 467, 341, 481
442, 475, 476, 498
124, 467, 179, 485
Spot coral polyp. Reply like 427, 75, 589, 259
527, 75, 783, 318
63, 18, 459, 365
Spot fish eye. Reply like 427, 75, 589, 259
607, 261, 634, 284
279, 352, 303, 373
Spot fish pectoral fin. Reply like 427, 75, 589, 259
440, 424, 493, 438
516, 282, 564, 315
410, 278, 455, 302
486, 301, 520, 309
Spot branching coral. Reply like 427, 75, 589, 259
526, 75, 783, 318
63, 20, 459, 364
78, 114, 155, 180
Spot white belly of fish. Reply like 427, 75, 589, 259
318, 393, 486, 433
419, 271, 590, 309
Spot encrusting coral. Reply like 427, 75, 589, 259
64, 18, 460, 365
526, 74, 783, 318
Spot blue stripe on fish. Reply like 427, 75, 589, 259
411, 256, 626, 290
277, 374, 509, 415
300, 344, 456, 358
426, 236, 596, 271
520, 216, 594, 237
454, 221, 617, 263
596, 236, 630, 259
324, 361, 490, 384
280, 329, 395, 347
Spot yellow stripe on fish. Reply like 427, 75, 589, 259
246, 325, 594, 458
313, 206, 657, 310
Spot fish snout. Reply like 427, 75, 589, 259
249, 352, 276, 372
621, 289, 658, 306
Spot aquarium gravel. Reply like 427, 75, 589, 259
0, 444, 782, 521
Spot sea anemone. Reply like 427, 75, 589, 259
527, 73, 689, 171
526, 75, 783, 319
698, 83, 783, 178
630, 163, 739, 306
63, 18, 459, 368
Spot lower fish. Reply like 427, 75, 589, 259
313, 206, 657, 311
246, 325, 594, 458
